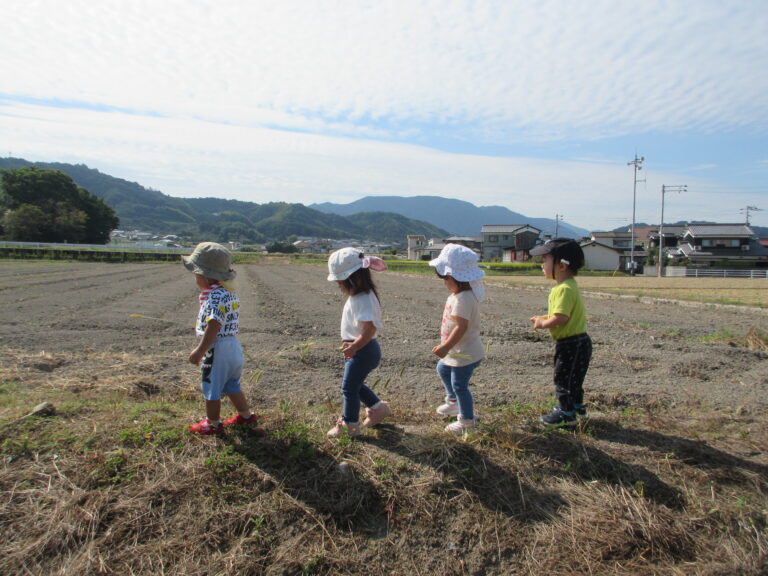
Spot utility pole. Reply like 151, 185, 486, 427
740, 205, 763, 226
555, 214, 564, 237
658, 184, 687, 278
627, 155, 645, 275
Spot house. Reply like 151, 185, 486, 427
445, 236, 483, 251
590, 231, 632, 249
406, 235, 449, 260
647, 225, 686, 249
668, 224, 768, 267
589, 231, 646, 273
408, 235, 482, 260
580, 240, 624, 272
407, 235, 427, 260
481, 225, 541, 262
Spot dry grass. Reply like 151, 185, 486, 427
2, 349, 767, 575
488, 276, 768, 308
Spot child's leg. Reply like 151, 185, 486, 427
226, 391, 251, 415
341, 340, 381, 423
450, 361, 479, 420
436, 361, 456, 401
572, 335, 592, 407
205, 399, 222, 422
553, 335, 591, 411
357, 340, 382, 409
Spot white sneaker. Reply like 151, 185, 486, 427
445, 417, 476, 434
436, 400, 459, 416
327, 418, 361, 438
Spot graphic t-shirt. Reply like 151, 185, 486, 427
340, 291, 383, 340
547, 278, 587, 340
440, 290, 484, 367
196, 285, 240, 337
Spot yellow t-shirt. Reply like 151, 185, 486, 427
547, 278, 587, 340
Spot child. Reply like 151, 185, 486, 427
182, 242, 257, 435
326, 247, 391, 438
529, 238, 592, 427
429, 244, 486, 434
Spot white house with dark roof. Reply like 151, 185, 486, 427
668, 224, 768, 266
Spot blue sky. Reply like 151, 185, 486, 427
1, 0, 766, 230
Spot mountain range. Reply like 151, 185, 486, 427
312, 196, 589, 238
0, 158, 447, 244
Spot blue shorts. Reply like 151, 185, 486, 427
200, 337, 244, 400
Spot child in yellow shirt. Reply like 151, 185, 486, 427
530, 239, 592, 427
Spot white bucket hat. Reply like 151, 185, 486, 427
430, 243, 486, 301
182, 242, 237, 281
429, 244, 485, 282
327, 247, 387, 281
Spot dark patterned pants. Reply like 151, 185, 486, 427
553, 333, 592, 411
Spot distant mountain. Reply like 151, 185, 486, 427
312, 196, 589, 238
0, 158, 447, 243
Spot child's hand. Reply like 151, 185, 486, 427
530, 315, 545, 330
432, 344, 449, 358
341, 341, 357, 359
189, 349, 204, 365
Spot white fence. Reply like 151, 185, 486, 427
665, 267, 768, 279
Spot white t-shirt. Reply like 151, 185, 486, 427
196, 286, 240, 337
440, 290, 484, 367
340, 291, 383, 340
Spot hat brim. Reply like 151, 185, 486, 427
327, 263, 362, 281
182, 256, 236, 281
429, 258, 485, 282
529, 244, 552, 256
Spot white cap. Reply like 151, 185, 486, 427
327, 247, 365, 281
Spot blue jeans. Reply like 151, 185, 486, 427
436, 360, 480, 420
341, 339, 382, 424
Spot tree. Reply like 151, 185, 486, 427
266, 241, 298, 253
3, 204, 49, 241
0, 167, 118, 243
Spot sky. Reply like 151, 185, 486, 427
1, 0, 767, 231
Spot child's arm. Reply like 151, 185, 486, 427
530, 313, 569, 330
341, 320, 376, 359
432, 315, 468, 358
189, 319, 222, 365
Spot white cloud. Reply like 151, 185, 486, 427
5, 101, 760, 229
1, 1, 767, 229
3, 0, 767, 140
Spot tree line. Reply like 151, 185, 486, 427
0, 167, 119, 244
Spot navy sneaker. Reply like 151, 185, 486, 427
540, 408, 577, 427
574, 404, 588, 419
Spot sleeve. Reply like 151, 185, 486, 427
451, 291, 475, 320
351, 292, 376, 323
549, 284, 573, 317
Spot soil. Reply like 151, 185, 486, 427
2, 261, 766, 414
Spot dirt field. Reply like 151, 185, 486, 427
2, 261, 766, 412
1, 260, 767, 575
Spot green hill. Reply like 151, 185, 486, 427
0, 158, 447, 244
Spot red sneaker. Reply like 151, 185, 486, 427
189, 418, 223, 435
223, 413, 258, 427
